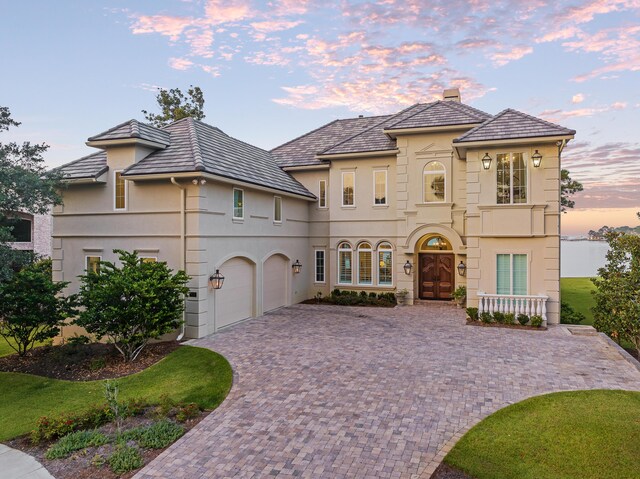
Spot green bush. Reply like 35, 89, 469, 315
176, 403, 201, 422
504, 313, 516, 325
465, 307, 479, 321
66, 334, 91, 346
108, 444, 144, 474
368, 292, 377, 299
480, 312, 492, 323
122, 420, 185, 449
125, 397, 150, 417
153, 394, 175, 419
517, 314, 530, 326
31, 404, 113, 444
452, 286, 467, 300
530, 315, 544, 328
359, 291, 368, 298
45, 429, 109, 460
331, 288, 341, 298
492, 312, 505, 324
561, 301, 586, 325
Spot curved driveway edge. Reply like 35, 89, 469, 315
135, 303, 640, 479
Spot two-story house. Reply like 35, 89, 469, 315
53, 89, 575, 338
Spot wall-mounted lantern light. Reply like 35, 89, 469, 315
209, 269, 225, 289
457, 261, 467, 277
292, 259, 302, 274
532, 150, 542, 168
482, 153, 492, 170
404, 260, 413, 275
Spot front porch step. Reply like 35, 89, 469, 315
411, 299, 459, 308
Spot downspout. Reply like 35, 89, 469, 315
170, 177, 186, 341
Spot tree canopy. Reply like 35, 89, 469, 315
560, 169, 583, 212
0, 107, 63, 280
142, 86, 206, 127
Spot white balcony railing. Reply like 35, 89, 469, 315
477, 293, 548, 323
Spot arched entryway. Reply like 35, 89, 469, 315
416, 234, 455, 300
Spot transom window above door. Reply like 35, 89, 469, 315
419, 235, 452, 251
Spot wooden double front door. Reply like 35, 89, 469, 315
419, 253, 454, 300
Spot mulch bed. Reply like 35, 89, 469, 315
466, 320, 546, 331
0, 341, 181, 381
6, 409, 206, 479
300, 299, 396, 308
431, 463, 475, 479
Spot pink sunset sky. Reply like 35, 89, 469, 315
1, 0, 639, 235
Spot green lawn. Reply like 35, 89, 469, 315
0, 346, 232, 441
445, 390, 640, 479
561, 277, 596, 324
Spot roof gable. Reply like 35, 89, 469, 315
387, 101, 490, 130
454, 108, 575, 143
88, 119, 171, 146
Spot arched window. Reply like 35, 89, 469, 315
423, 161, 446, 203
377, 242, 393, 285
337, 242, 353, 284
419, 235, 452, 251
357, 242, 373, 285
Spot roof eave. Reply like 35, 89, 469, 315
453, 134, 575, 158
86, 138, 169, 150
281, 164, 331, 171
384, 123, 484, 138
316, 149, 399, 160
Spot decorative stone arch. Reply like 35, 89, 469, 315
261, 251, 291, 314
374, 239, 396, 250
404, 224, 464, 253
211, 254, 258, 333
215, 251, 258, 269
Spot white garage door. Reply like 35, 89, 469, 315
263, 255, 288, 312
215, 257, 254, 329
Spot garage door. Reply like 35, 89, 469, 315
263, 254, 288, 312
215, 257, 254, 329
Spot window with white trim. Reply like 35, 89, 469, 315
86, 256, 101, 274
374, 170, 387, 205
274, 196, 282, 223
319, 180, 327, 208
497, 254, 528, 295
357, 242, 373, 285
377, 242, 393, 285
337, 242, 352, 284
315, 249, 325, 283
233, 188, 244, 219
114, 171, 127, 210
342, 172, 355, 206
497, 153, 527, 204
423, 161, 446, 203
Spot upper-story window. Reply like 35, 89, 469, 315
233, 188, 244, 219
319, 180, 327, 208
497, 153, 527, 204
342, 172, 355, 207
86, 255, 101, 274
337, 242, 353, 284
357, 242, 373, 285
373, 170, 387, 205
114, 171, 127, 210
423, 161, 446, 203
274, 196, 282, 223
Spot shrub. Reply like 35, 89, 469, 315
66, 334, 91, 346
76, 250, 190, 362
31, 405, 113, 444
530, 315, 544, 328
517, 314, 529, 326
125, 397, 150, 417
136, 420, 185, 449
480, 312, 492, 323
504, 313, 516, 325
359, 291, 368, 298
331, 288, 341, 298
176, 403, 201, 422
45, 430, 110, 460
452, 286, 467, 300
492, 312, 505, 324
89, 357, 106, 372
465, 307, 479, 321
153, 394, 175, 419
368, 292, 377, 299
0, 259, 76, 356
561, 301, 586, 325
108, 444, 144, 474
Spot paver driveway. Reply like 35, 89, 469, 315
135, 303, 640, 479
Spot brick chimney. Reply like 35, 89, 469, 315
443, 88, 461, 102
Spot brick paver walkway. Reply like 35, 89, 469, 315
135, 303, 640, 479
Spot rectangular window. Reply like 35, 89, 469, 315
358, 250, 372, 285
497, 254, 527, 295
0, 216, 32, 242
86, 256, 101, 274
497, 153, 527, 204
319, 180, 327, 208
140, 257, 157, 263
315, 250, 325, 283
338, 250, 352, 284
374, 170, 387, 205
114, 171, 126, 210
233, 188, 244, 219
274, 196, 282, 223
378, 250, 392, 285
342, 172, 355, 207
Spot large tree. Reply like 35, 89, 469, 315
142, 86, 206, 127
560, 169, 583, 212
0, 107, 63, 280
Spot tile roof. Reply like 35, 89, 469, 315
387, 101, 491, 129
270, 115, 391, 168
454, 108, 576, 143
54, 151, 107, 180
121, 118, 314, 198
88, 119, 171, 146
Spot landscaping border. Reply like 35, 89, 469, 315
598, 333, 640, 374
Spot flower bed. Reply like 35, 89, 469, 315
302, 289, 397, 307
465, 307, 546, 330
